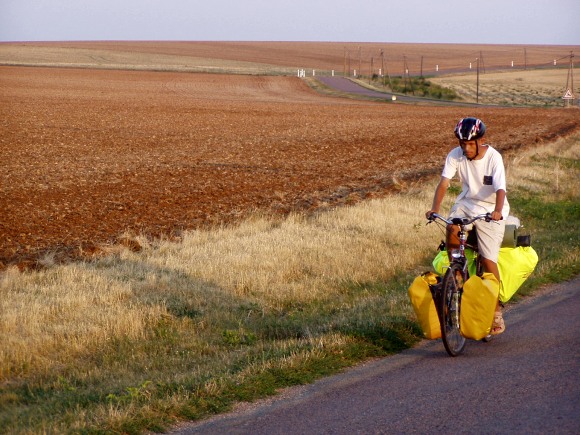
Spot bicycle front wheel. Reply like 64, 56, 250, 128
440, 264, 466, 356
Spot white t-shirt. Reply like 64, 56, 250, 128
442, 145, 510, 217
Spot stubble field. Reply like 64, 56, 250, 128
430, 69, 578, 106
2, 40, 578, 75
1, 41, 579, 269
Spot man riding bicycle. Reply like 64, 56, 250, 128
426, 117, 509, 335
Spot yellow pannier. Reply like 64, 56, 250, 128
433, 249, 476, 276
498, 246, 538, 303
460, 273, 500, 340
432, 246, 538, 303
408, 272, 441, 339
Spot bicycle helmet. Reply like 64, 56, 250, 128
454, 117, 486, 141
454, 117, 486, 160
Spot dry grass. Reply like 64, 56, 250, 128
505, 134, 580, 286
0, 44, 295, 75
430, 68, 577, 106
0, 264, 164, 378
149, 194, 438, 302
0, 187, 443, 381
506, 130, 580, 197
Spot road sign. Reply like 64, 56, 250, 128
562, 89, 574, 99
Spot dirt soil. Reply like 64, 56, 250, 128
1, 65, 579, 269
3, 41, 579, 75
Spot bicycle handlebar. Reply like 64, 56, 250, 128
427, 212, 493, 226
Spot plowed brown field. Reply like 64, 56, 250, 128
2, 41, 579, 75
1, 62, 579, 269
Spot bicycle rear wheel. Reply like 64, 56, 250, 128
440, 264, 466, 356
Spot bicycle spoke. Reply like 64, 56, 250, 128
440, 265, 466, 356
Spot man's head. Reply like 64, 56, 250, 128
459, 139, 481, 160
454, 117, 486, 160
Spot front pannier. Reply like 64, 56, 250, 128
460, 273, 500, 340
408, 272, 442, 339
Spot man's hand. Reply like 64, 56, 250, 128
425, 210, 436, 220
490, 210, 503, 221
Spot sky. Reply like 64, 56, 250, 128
1, 0, 579, 45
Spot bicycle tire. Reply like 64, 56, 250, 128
440, 263, 466, 356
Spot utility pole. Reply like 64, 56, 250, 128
358, 46, 362, 79
420, 56, 424, 78
347, 50, 351, 77
570, 52, 574, 98
524, 48, 527, 70
564, 51, 575, 107
369, 56, 374, 84
343, 47, 346, 77
476, 57, 480, 104
381, 49, 385, 88
382, 49, 392, 89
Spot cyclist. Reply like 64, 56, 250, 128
426, 117, 509, 335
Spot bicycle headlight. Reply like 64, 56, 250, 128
450, 249, 461, 259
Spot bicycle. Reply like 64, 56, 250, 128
426, 212, 493, 356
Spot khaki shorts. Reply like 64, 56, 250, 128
449, 204, 505, 263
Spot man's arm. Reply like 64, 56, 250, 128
492, 188, 506, 221
426, 176, 450, 218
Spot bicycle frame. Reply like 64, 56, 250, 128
427, 212, 492, 356
429, 213, 490, 278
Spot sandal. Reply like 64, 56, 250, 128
491, 311, 505, 335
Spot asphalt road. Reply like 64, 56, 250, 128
168, 277, 580, 434
316, 76, 480, 106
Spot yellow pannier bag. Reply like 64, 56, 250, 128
460, 273, 499, 340
498, 246, 539, 303
408, 272, 441, 339
433, 246, 538, 303
433, 249, 476, 277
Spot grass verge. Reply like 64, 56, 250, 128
370, 75, 461, 100
0, 134, 578, 434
